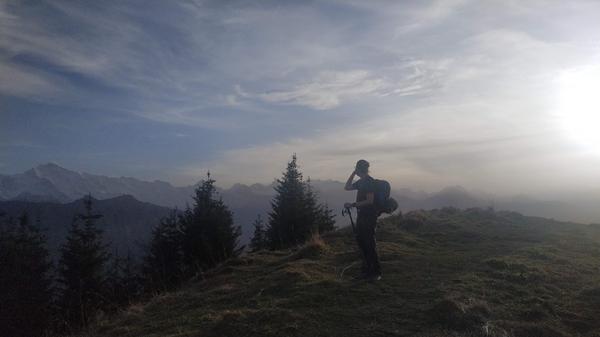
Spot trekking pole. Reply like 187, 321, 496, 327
342, 207, 356, 235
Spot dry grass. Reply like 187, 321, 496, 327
288, 232, 329, 261
78, 208, 600, 337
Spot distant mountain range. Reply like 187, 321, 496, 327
1, 163, 599, 256
0, 163, 195, 206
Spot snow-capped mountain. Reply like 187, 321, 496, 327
0, 163, 194, 207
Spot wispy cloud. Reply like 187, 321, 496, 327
239, 59, 450, 110
253, 70, 386, 110
0, 61, 59, 98
393, 0, 470, 35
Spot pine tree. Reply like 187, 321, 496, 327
267, 154, 307, 249
179, 173, 242, 274
267, 155, 336, 249
0, 212, 54, 337
249, 215, 267, 252
315, 203, 336, 233
57, 195, 109, 330
142, 210, 184, 291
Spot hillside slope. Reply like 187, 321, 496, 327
83, 208, 600, 337
0, 195, 171, 258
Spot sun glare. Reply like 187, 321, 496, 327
556, 65, 600, 153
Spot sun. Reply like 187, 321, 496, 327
556, 65, 600, 153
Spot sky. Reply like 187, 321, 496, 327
1, 0, 600, 196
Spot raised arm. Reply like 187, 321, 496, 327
344, 170, 357, 191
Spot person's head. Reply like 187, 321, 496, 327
355, 159, 370, 178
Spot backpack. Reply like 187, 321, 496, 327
374, 179, 398, 216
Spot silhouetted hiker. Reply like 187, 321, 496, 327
344, 159, 382, 281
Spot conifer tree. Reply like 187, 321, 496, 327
267, 155, 336, 249
315, 202, 336, 234
142, 210, 184, 291
179, 173, 242, 274
57, 195, 109, 330
267, 155, 307, 249
0, 212, 54, 337
249, 215, 267, 252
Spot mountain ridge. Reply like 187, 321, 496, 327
3, 163, 600, 226
1, 163, 195, 207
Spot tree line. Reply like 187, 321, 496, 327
0, 155, 335, 336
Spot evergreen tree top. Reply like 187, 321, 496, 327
267, 154, 336, 249
193, 172, 222, 207
79, 194, 103, 223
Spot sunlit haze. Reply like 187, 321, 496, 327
556, 65, 600, 154
2, 0, 600, 197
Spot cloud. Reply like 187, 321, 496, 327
254, 70, 386, 110
1, 2, 129, 77
0, 1, 144, 108
0, 1, 453, 120
0, 61, 59, 98
393, 0, 470, 35
241, 59, 451, 110
135, 106, 245, 129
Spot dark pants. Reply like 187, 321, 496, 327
356, 213, 381, 276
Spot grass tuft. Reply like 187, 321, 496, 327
289, 232, 329, 261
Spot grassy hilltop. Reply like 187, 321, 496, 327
82, 208, 600, 337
